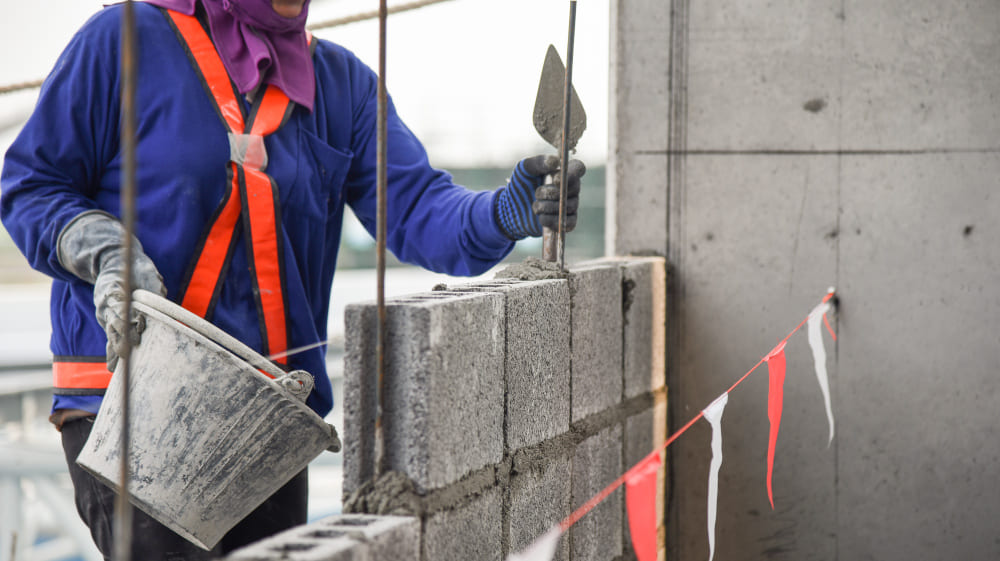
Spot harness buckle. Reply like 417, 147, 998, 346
228, 133, 268, 171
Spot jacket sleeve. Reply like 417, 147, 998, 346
341, 60, 514, 277
1, 10, 121, 282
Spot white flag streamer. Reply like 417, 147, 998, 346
807, 300, 835, 445
702, 392, 729, 561
506, 525, 561, 561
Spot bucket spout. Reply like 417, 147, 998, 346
277, 370, 314, 402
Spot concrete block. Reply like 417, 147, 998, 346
452, 278, 572, 452
581, 257, 667, 399
622, 257, 667, 399
343, 291, 505, 495
343, 303, 376, 499
571, 425, 623, 561
607, 151, 669, 257
624, 402, 667, 559
509, 456, 572, 561
225, 515, 418, 561
423, 485, 503, 561
568, 264, 623, 421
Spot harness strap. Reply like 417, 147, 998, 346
166, 9, 295, 366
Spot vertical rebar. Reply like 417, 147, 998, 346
114, 1, 138, 560
374, 0, 389, 478
556, 0, 578, 269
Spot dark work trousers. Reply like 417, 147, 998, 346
61, 417, 308, 561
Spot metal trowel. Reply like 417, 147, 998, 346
533, 43, 586, 262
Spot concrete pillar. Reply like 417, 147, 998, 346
611, 0, 1000, 559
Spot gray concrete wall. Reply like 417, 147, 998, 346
338, 257, 667, 560
610, 0, 1000, 559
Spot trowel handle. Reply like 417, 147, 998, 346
541, 173, 559, 262
542, 228, 558, 262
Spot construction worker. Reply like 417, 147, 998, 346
0, 0, 585, 559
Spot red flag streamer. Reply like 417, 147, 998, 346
625, 451, 662, 561
765, 341, 787, 509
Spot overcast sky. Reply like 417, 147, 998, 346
0, 0, 610, 168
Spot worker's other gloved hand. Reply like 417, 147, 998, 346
57, 210, 167, 372
494, 155, 586, 240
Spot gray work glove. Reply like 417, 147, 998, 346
57, 210, 167, 372
493, 155, 587, 240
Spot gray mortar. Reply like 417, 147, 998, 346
495, 256, 568, 281
343, 471, 421, 516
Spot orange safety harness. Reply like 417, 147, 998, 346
167, 10, 293, 369
54, 10, 303, 392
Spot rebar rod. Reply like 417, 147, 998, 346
374, 0, 389, 479
556, 0, 578, 269
113, 2, 138, 560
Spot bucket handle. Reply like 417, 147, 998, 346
132, 289, 286, 380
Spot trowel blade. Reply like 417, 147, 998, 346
532, 44, 587, 151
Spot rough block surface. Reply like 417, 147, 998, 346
343, 291, 505, 495
568, 264, 624, 421
618, 257, 667, 398
508, 456, 572, 561
423, 486, 503, 561
453, 279, 572, 451
571, 425, 624, 561
225, 515, 418, 561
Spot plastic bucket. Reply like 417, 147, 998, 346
76, 290, 340, 550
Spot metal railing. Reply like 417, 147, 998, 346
0, 372, 103, 561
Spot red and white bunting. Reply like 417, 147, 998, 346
506, 525, 561, 561
807, 297, 835, 445
702, 392, 729, 561
765, 340, 787, 509
625, 451, 662, 561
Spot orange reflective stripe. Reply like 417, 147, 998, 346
53, 361, 112, 389
181, 165, 242, 317
167, 11, 244, 132
244, 169, 288, 363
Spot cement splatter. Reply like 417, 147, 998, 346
343, 471, 421, 516
494, 257, 568, 281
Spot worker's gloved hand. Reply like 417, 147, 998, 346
57, 210, 167, 372
494, 155, 586, 240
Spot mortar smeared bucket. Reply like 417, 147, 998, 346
76, 289, 341, 550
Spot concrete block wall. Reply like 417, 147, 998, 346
337, 256, 668, 560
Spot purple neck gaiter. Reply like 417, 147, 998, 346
142, 0, 315, 111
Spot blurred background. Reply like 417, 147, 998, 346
0, 1, 610, 559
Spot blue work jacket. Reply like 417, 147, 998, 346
0, 4, 514, 417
